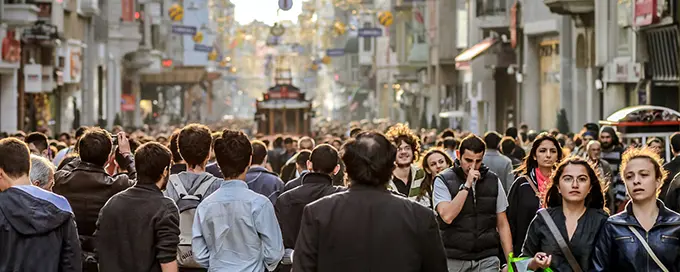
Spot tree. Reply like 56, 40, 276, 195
420, 111, 429, 130
556, 108, 570, 134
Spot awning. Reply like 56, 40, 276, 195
455, 37, 497, 69
140, 66, 208, 85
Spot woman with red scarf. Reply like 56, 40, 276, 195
507, 133, 563, 255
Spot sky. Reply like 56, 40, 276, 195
231, 0, 303, 25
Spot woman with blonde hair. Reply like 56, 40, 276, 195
591, 148, 680, 271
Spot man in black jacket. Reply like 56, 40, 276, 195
275, 144, 346, 272
0, 138, 81, 272
54, 129, 136, 271
293, 132, 447, 272
433, 135, 513, 272
96, 142, 179, 272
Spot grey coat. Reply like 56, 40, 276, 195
482, 149, 514, 193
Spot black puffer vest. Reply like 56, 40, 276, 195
437, 161, 499, 260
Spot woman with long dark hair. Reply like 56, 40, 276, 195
591, 148, 680, 271
419, 148, 453, 209
517, 157, 608, 271
507, 133, 564, 254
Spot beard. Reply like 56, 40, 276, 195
601, 141, 612, 149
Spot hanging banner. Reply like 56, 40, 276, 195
62, 40, 82, 84
24, 64, 42, 93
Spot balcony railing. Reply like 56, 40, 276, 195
476, 0, 506, 17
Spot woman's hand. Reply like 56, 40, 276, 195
528, 252, 552, 270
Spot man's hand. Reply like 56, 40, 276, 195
466, 166, 480, 187
117, 132, 132, 155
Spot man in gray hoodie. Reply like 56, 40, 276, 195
164, 124, 222, 206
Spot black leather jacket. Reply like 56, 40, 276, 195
53, 156, 136, 252
591, 200, 680, 272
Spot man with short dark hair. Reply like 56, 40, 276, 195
275, 144, 346, 272
482, 131, 514, 193
96, 142, 179, 272
280, 137, 315, 183
26, 132, 51, 159
293, 132, 447, 271
54, 129, 135, 271
434, 135, 513, 272
282, 150, 311, 192
245, 140, 284, 204
499, 137, 521, 169
504, 127, 525, 163
192, 129, 283, 271
443, 137, 458, 161
164, 124, 222, 204
0, 138, 82, 272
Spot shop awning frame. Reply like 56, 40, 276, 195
140, 66, 212, 85
455, 37, 498, 70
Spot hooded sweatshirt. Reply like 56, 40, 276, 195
163, 171, 222, 203
0, 185, 82, 272
245, 166, 285, 204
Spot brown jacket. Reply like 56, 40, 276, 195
54, 156, 136, 251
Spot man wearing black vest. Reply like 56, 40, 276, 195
433, 135, 513, 272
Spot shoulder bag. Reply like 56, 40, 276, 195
628, 226, 670, 272
538, 209, 583, 272
522, 175, 544, 208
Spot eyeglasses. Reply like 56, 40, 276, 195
561, 175, 589, 184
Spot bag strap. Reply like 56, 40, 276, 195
168, 175, 189, 196
523, 175, 544, 207
193, 178, 215, 198
628, 226, 670, 272
538, 209, 583, 272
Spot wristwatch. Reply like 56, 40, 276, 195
458, 184, 471, 191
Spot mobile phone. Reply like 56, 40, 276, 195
110, 133, 118, 145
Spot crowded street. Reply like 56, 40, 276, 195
2, 0, 680, 271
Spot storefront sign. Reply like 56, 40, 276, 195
2, 30, 21, 63
24, 64, 42, 93
194, 44, 212, 52
62, 41, 82, 84
42, 66, 54, 92
608, 58, 642, 82
358, 28, 382, 37
172, 25, 197, 35
634, 0, 659, 26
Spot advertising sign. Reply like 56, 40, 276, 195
634, 0, 658, 26
194, 44, 212, 52
358, 27, 383, 37
326, 48, 345, 57
172, 25, 197, 35
24, 64, 42, 93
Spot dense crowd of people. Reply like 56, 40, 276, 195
1, 121, 680, 272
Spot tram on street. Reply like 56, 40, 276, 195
254, 69, 313, 136
599, 105, 680, 162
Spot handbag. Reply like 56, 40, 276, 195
538, 209, 583, 272
628, 226, 670, 272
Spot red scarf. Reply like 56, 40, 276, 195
535, 168, 549, 194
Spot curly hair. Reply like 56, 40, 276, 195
544, 157, 607, 212
620, 147, 669, 196
385, 123, 421, 161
